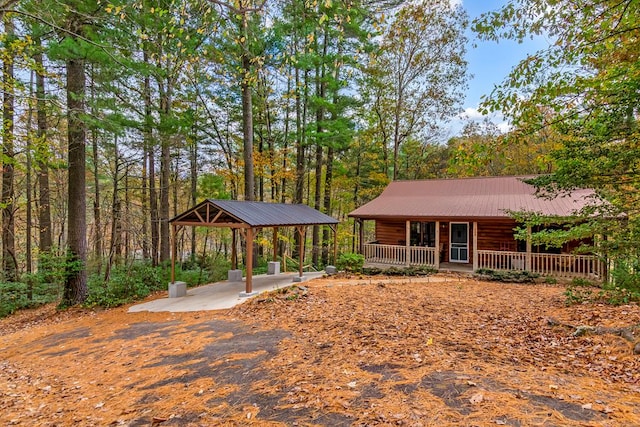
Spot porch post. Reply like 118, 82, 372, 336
435, 221, 440, 269
358, 219, 364, 254
472, 221, 478, 271
526, 226, 532, 271
405, 220, 410, 267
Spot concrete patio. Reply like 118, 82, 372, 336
128, 271, 325, 313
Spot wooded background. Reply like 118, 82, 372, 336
1, 0, 637, 305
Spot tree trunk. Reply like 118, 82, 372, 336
312, 29, 328, 267
104, 139, 120, 282
280, 60, 293, 205
190, 130, 198, 259
322, 60, 341, 265
124, 166, 130, 262
90, 65, 102, 271
159, 131, 170, 263
158, 73, 171, 264
34, 39, 52, 255
141, 149, 149, 260
293, 65, 305, 258
143, 49, 158, 266
26, 71, 34, 276
64, 26, 88, 305
2, 15, 16, 281
241, 8, 255, 201
321, 146, 333, 264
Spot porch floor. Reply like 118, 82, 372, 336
364, 262, 474, 275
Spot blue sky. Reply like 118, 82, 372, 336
447, 0, 550, 135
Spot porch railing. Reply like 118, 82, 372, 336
476, 250, 604, 279
362, 244, 604, 279
363, 243, 436, 267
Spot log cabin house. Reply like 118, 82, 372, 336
348, 176, 604, 279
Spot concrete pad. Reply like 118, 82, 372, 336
128, 271, 325, 313
228, 269, 243, 282
267, 261, 280, 275
168, 281, 187, 298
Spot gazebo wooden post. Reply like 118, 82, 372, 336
171, 223, 177, 283
272, 226, 279, 261
297, 226, 305, 278
246, 227, 254, 294
358, 219, 364, 254
332, 224, 338, 264
231, 228, 237, 270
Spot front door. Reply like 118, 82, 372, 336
450, 223, 469, 263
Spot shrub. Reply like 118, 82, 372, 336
610, 260, 640, 294
0, 275, 61, 318
361, 265, 436, 276
336, 253, 365, 272
86, 263, 163, 308
564, 283, 595, 305
474, 269, 539, 283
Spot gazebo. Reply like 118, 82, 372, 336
169, 199, 339, 295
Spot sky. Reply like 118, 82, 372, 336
447, 0, 550, 136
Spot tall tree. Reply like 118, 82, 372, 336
1, 14, 16, 281
475, 0, 640, 280
61, 3, 90, 305
33, 36, 53, 255
369, 0, 468, 180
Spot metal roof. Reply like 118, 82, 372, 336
171, 199, 339, 228
349, 176, 597, 220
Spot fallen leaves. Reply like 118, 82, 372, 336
1, 276, 640, 426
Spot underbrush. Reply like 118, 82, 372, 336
565, 279, 640, 306
0, 279, 62, 318
564, 262, 640, 306
85, 263, 164, 308
86, 256, 230, 308
362, 265, 436, 276
473, 268, 539, 283
0, 253, 232, 317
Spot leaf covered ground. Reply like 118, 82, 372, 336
1, 274, 639, 426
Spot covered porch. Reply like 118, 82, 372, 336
358, 219, 604, 279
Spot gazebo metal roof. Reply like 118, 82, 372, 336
171, 199, 339, 228
169, 199, 338, 296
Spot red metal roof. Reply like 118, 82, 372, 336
349, 176, 596, 220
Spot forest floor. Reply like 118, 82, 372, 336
1, 273, 640, 426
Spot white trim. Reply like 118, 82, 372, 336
449, 222, 469, 263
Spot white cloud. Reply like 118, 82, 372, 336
460, 107, 484, 120
452, 106, 512, 135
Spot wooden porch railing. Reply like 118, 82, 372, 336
476, 250, 604, 279
362, 244, 603, 279
363, 243, 436, 267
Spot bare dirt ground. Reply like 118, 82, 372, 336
1, 274, 640, 426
